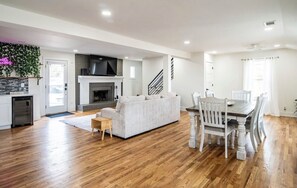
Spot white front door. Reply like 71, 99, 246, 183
45, 60, 68, 114
205, 62, 215, 91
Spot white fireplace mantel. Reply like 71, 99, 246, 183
78, 76, 124, 105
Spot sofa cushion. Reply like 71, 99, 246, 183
116, 95, 145, 112
161, 92, 177, 98
121, 95, 145, 103
145, 94, 161, 100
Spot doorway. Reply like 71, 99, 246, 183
205, 62, 215, 92
45, 60, 68, 114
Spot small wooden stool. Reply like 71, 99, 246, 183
91, 117, 112, 140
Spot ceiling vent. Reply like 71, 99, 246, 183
264, 20, 276, 27
247, 43, 263, 50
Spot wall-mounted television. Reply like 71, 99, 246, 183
89, 55, 117, 76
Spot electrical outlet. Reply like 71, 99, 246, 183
284, 107, 287, 111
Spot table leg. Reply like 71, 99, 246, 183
189, 112, 197, 148
195, 114, 200, 144
102, 128, 105, 140
237, 117, 247, 160
109, 125, 112, 138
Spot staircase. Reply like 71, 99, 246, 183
148, 58, 174, 95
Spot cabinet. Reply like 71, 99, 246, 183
0, 96, 12, 129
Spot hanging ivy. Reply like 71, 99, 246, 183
0, 42, 41, 77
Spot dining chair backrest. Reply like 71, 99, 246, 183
198, 97, 227, 129
231, 90, 252, 102
257, 93, 267, 140
249, 95, 262, 133
258, 93, 266, 124
192, 92, 201, 106
205, 90, 215, 97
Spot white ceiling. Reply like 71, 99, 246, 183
0, 0, 296, 56
0, 23, 161, 60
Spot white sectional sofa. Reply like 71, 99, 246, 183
98, 94, 181, 139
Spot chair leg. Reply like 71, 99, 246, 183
257, 122, 262, 143
255, 125, 261, 145
199, 132, 205, 152
250, 131, 258, 152
208, 134, 212, 144
225, 135, 228, 158
217, 136, 221, 145
261, 121, 267, 137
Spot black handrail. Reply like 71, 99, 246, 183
148, 69, 163, 95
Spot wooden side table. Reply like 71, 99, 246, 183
91, 117, 112, 140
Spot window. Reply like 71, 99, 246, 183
130, 66, 135, 78
251, 60, 265, 100
243, 57, 280, 116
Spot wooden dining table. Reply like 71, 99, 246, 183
186, 100, 255, 160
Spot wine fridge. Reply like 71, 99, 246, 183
12, 96, 33, 128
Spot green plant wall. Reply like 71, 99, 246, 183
0, 42, 41, 77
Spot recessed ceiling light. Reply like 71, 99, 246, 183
125, 56, 128, 59
102, 10, 112, 17
264, 27, 273, 31
73, 49, 78, 53
274, 44, 280, 48
184, 40, 190, 45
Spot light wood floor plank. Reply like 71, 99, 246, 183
0, 111, 296, 187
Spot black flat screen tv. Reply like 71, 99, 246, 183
89, 55, 117, 76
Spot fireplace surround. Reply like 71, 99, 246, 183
78, 76, 123, 111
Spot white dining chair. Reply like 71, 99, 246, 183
198, 97, 235, 158
232, 94, 263, 152
192, 92, 201, 106
257, 94, 267, 142
231, 90, 252, 102
205, 90, 215, 97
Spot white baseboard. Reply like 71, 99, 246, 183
0, 125, 11, 130
180, 106, 187, 111
280, 111, 297, 118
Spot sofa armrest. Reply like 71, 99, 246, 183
101, 108, 121, 121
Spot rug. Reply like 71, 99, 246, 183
61, 114, 96, 132
46, 112, 74, 118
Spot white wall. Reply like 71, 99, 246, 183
213, 53, 244, 98
172, 52, 205, 110
142, 56, 163, 95
28, 78, 41, 120
213, 48, 297, 117
38, 50, 76, 116
123, 59, 142, 96
142, 53, 205, 110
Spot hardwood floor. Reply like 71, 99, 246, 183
0, 111, 296, 187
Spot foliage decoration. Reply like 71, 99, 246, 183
0, 42, 41, 77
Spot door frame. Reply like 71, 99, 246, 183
204, 61, 215, 92
44, 59, 68, 115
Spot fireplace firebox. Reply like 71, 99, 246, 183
89, 83, 114, 104
93, 90, 108, 102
